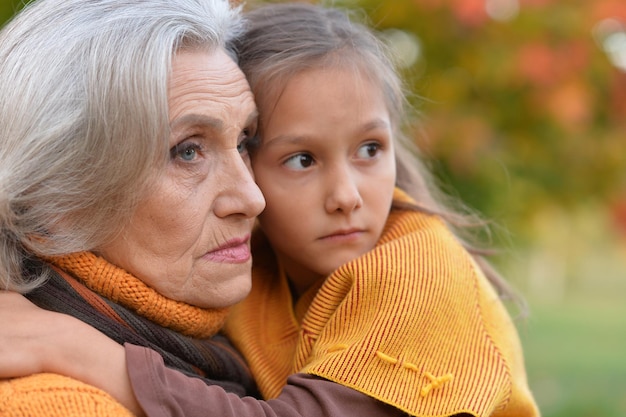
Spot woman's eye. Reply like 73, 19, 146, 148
170, 142, 201, 162
237, 134, 258, 156
356, 142, 381, 159
237, 140, 247, 155
237, 127, 260, 157
284, 153, 314, 170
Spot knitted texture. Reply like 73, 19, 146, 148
0, 374, 133, 417
0, 252, 257, 416
224, 188, 539, 417
46, 251, 228, 338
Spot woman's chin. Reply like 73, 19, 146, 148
188, 276, 252, 309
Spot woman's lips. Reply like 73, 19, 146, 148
204, 236, 251, 263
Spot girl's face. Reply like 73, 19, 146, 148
252, 67, 396, 296
97, 49, 265, 309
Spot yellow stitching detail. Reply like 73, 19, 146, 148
327, 344, 349, 353
375, 350, 399, 365
376, 351, 420, 371
402, 362, 418, 371
420, 372, 454, 397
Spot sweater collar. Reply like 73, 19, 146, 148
45, 251, 229, 338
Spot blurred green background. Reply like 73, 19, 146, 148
2, 0, 625, 416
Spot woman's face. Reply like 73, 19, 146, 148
97, 49, 265, 309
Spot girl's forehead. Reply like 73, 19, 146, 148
255, 69, 396, 145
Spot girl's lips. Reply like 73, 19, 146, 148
204, 236, 251, 263
319, 229, 364, 241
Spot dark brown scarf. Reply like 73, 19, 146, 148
24, 252, 258, 397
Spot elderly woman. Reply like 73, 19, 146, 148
1, 1, 539, 417
0, 0, 265, 415
0, 1, 416, 416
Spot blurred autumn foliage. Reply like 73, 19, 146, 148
2, 0, 624, 244
1, 1, 625, 416
3, 0, 624, 271
339, 0, 626, 246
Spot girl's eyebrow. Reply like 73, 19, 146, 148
263, 118, 391, 148
261, 132, 312, 149
360, 118, 391, 133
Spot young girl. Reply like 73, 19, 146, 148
0, 3, 539, 417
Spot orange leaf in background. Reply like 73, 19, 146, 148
517, 42, 559, 86
544, 80, 593, 131
450, 0, 488, 28
557, 41, 592, 74
610, 198, 626, 236
516, 41, 591, 87
592, 0, 626, 22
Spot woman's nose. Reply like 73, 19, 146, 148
215, 152, 266, 219
324, 167, 363, 214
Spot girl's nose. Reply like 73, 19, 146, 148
324, 167, 363, 214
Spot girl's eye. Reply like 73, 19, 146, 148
170, 142, 201, 162
356, 142, 381, 159
284, 153, 315, 170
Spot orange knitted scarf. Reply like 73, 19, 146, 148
45, 251, 228, 338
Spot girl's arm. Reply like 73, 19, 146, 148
0, 291, 403, 417
126, 343, 404, 417
0, 291, 143, 416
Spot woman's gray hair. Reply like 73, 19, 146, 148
0, 0, 243, 292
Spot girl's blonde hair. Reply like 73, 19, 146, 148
235, 2, 521, 305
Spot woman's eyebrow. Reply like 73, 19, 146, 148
171, 114, 223, 130
170, 110, 259, 131
244, 109, 259, 129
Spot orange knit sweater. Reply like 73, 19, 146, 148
0, 374, 133, 417
224, 189, 539, 417
0, 252, 230, 417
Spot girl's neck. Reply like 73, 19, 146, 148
280, 261, 324, 300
